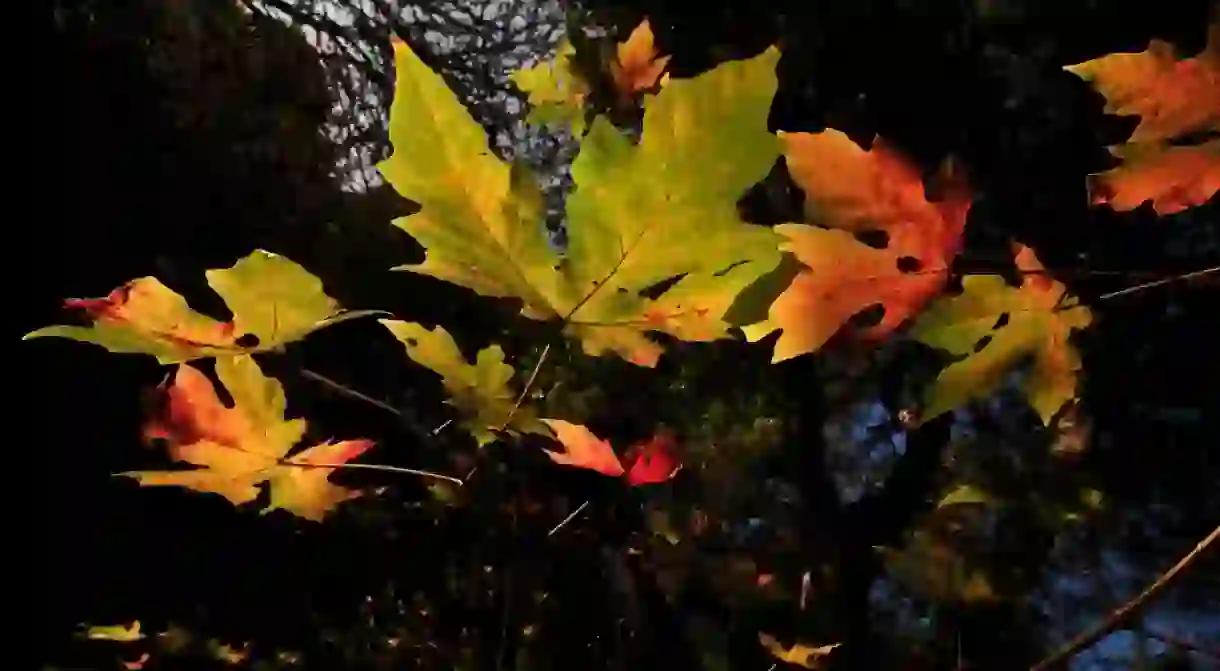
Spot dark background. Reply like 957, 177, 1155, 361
32, 0, 1219, 669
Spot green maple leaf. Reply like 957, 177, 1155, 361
380, 319, 549, 446
379, 37, 784, 367
510, 39, 591, 136
25, 250, 380, 363
910, 244, 1093, 424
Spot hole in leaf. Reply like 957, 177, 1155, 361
235, 333, 260, 348
992, 313, 1010, 329
854, 229, 889, 249
849, 303, 885, 329
639, 273, 687, 300
973, 335, 993, 352
896, 256, 922, 273
713, 260, 748, 277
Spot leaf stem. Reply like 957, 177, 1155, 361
1097, 266, 1216, 301
547, 500, 590, 537
288, 460, 464, 486
1029, 524, 1220, 670
299, 368, 402, 417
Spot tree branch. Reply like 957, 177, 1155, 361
1030, 524, 1220, 671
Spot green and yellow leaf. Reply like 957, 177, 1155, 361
25, 250, 378, 363
910, 244, 1092, 424
380, 319, 548, 445
381, 37, 784, 367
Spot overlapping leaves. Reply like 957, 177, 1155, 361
381, 36, 783, 367
25, 250, 376, 363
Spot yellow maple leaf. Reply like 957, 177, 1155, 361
758, 633, 840, 668
379, 319, 549, 445
381, 38, 784, 367
84, 621, 145, 642
122, 354, 373, 521
510, 39, 592, 135
25, 250, 379, 363
910, 244, 1093, 424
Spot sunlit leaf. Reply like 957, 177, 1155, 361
84, 621, 145, 642
1089, 139, 1220, 215
741, 130, 972, 362
758, 633, 840, 668
541, 419, 681, 485
1065, 24, 1220, 143
122, 354, 373, 521
379, 319, 549, 445
382, 37, 784, 367
25, 250, 378, 363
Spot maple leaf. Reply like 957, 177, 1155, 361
742, 130, 972, 362
541, 419, 681, 485
758, 633, 840, 669
122, 354, 373, 521
1065, 24, 1220, 143
510, 39, 592, 135
1088, 139, 1220, 215
25, 250, 377, 363
608, 18, 671, 102
910, 244, 1093, 425
381, 37, 784, 367
510, 19, 670, 134
379, 319, 549, 445
84, 621, 145, 642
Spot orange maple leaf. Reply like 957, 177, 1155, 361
1089, 140, 1220, 215
125, 356, 373, 521
1065, 23, 1220, 143
609, 18, 670, 101
541, 419, 681, 486
742, 129, 972, 362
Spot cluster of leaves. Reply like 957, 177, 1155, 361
30, 13, 1218, 669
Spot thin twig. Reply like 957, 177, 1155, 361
498, 342, 552, 432
299, 368, 402, 417
464, 342, 555, 483
1142, 628, 1220, 661
547, 500, 590, 537
292, 461, 464, 486
1029, 524, 1220, 671
1098, 266, 1217, 301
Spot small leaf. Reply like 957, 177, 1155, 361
758, 633, 840, 668
380, 320, 549, 445
84, 621, 145, 642
609, 18, 671, 100
541, 419, 626, 477
25, 250, 378, 363
937, 484, 993, 508
541, 419, 681, 486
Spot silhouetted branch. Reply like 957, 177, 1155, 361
1030, 524, 1220, 671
